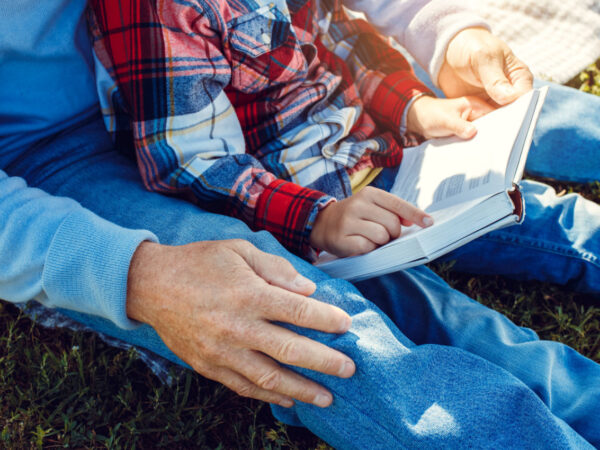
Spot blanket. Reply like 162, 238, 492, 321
468, 0, 600, 83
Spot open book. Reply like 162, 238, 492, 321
315, 87, 549, 281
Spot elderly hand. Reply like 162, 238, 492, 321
126, 240, 355, 408
438, 27, 534, 106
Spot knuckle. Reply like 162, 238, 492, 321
279, 337, 303, 364
276, 257, 295, 275
358, 239, 374, 254
291, 300, 311, 326
200, 343, 225, 364
214, 320, 241, 342
362, 186, 375, 196
230, 238, 255, 256
190, 360, 211, 377
472, 45, 494, 63
321, 354, 343, 374
256, 369, 282, 391
390, 218, 402, 237
235, 382, 258, 399
377, 229, 390, 244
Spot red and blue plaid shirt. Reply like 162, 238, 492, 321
88, 0, 431, 259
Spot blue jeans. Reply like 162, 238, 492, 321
4, 83, 599, 448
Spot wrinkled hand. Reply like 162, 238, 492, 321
438, 27, 534, 106
126, 240, 355, 408
310, 186, 433, 258
407, 95, 494, 140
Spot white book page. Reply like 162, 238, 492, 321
389, 90, 536, 213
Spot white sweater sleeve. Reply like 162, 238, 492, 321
342, 0, 489, 85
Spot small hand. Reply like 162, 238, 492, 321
407, 95, 494, 140
310, 186, 433, 258
438, 27, 534, 106
126, 240, 355, 408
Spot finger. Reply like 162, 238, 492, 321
366, 189, 433, 228
252, 323, 355, 378
475, 51, 520, 105
442, 115, 477, 140
360, 205, 403, 240
238, 242, 316, 296
461, 96, 495, 120
231, 349, 338, 407
333, 235, 378, 257
506, 55, 534, 97
207, 365, 296, 407
352, 219, 392, 246
257, 284, 351, 333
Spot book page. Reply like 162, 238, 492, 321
389, 90, 536, 213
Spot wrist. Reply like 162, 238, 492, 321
126, 241, 165, 325
406, 95, 434, 137
309, 202, 336, 252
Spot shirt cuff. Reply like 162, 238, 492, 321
42, 209, 158, 330
369, 70, 433, 136
254, 179, 335, 260
402, 2, 490, 86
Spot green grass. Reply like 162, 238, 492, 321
1, 65, 599, 449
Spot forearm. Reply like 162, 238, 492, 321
182, 156, 333, 259
0, 171, 157, 329
343, 0, 488, 84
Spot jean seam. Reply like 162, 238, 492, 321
476, 232, 600, 269
314, 387, 410, 449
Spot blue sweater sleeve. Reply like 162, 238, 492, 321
0, 170, 158, 329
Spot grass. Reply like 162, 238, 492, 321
1, 62, 599, 449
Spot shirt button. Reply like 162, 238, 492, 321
261, 33, 271, 45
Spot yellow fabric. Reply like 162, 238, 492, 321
349, 167, 383, 194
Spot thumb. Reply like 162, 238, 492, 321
240, 243, 317, 296
476, 56, 518, 105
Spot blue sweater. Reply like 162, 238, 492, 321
0, 0, 156, 329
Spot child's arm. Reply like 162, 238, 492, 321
87, 0, 333, 259
407, 95, 494, 140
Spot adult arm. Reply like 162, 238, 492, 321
0, 170, 354, 406
0, 170, 156, 329
344, 1, 533, 105
342, 0, 488, 85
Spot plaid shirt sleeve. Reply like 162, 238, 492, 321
320, 3, 434, 138
87, 0, 333, 259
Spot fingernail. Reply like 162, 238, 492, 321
338, 360, 355, 378
280, 398, 295, 408
423, 216, 434, 227
293, 274, 315, 290
314, 392, 332, 407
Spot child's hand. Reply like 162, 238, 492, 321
406, 95, 495, 140
309, 187, 433, 258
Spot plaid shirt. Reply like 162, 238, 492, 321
88, 0, 432, 259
